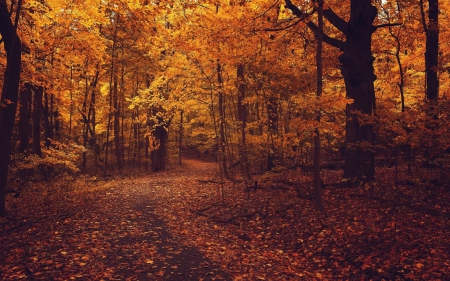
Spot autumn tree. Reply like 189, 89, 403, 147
420, 0, 439, 102
283, 0, 398, 181
0, 0, 22, 215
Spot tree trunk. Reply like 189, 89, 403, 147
314, 0, 324, 212
32, 85, 43, 157
88, 71, 99, 168
0, 1, 22, 215
151, 126, 168, 172
217, 62, 229, 178
179, 110, 183, 166
43, 90, 52, 147
68, 66, 73, 141
285, 0, 378, 181
82, 77, 89, 174
144, 109, 150, 172
104, 14, 119, 177
237, 64, 250, 180
421, 0, 439, 101
113, 75, 122, 172
266, 96, 278, 171
80, 72, 90, 174
339, 2, 377, 181
19, 83, 31, 153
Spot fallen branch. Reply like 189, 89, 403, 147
189, 208, 267, 225
197, 180, 222, 184
195, 202, 223, 212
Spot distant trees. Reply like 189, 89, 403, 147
0, 0, 448, 214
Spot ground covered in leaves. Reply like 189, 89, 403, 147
1, 159, 449, 280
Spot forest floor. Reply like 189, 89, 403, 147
1, 158, 450, 280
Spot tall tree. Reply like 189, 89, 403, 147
420, 0, 439, 102
0, 0, 22, 215
32, 85, 43, 157
18, 83, 31, 153
314, 0, 324, 212
284, 0, 384, 181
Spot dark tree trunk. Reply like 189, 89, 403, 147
19, 83, 31, 153
113, 75, 122, 172
32, 85, 43, 157
266, 96, 278, 171
144, 108, 150, 172
0, 1, 22, 215
88, 70, 99, 168
178, 110, 183, 166
82, 77, 89, 174
151, 126, 168, 172
285, 0, 378, 181
314, 0, 324, 212
421, 0, 439, 101
144, 132, 149, 172
340, 2, 377, 181
104, 14, 119, 177
144, 78, 151, 172
217, 62, 229, 178
237, 64, 250, 180
43, 91, 51, 147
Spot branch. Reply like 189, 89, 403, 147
322, 5, 347, 32
284, 0, 344, 50
308, 23, 344, 50
373, 22, 403, 31
419, 0, 428, 33
264, 19, 302, 32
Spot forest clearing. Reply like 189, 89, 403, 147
1, 0, 450, 280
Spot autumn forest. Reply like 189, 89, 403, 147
1, 0, 450, 280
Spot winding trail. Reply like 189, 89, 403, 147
0, 159, 230, 281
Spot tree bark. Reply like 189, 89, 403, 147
340, 2, 377, 181
217, 62, 229, 179
420, 0, 439, 101
314, 0, 324, 212
0, 0, 22, 215
32, 85, 43, 157
104, 14, 119, 177
237, 64, 250, 180
178, 110, 183, 166
151, 125, 168, 172
43, 90, 52, 147
19, 83, 31, 153
113, 75, 122, 172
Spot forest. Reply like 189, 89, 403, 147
1, 0, 449, 280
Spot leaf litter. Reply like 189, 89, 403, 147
1, 159, 449, 280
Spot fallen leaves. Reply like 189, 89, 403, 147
1, 159, 449, 280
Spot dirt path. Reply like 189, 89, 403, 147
2, 159, 450, 280
0, 159, 230, 280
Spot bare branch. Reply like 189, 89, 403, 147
264, 19, 301, 32
374, 22, 403, 31
419, 0, 428, 33
321, 4, 348, 32
284, 0, 344, 50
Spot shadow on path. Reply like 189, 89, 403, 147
114, 198, 231, 281
0, 178, 231, 281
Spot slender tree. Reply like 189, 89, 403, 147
18, 83, 31, 153
313, 0, 324, 212
104, 14, 120, 177
237, 64, 250, 180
